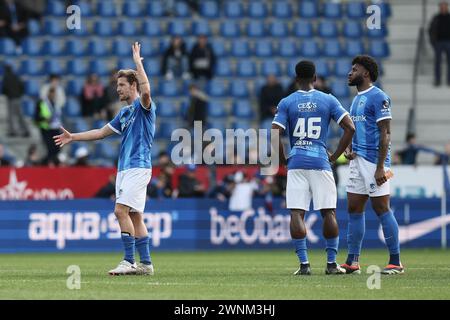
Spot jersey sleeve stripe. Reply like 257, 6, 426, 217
376, 116, 392, 122
272, 121, 286, 130
107, 123, 121, 135
337, 112, 349, 125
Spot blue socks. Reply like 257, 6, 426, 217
346, 212, 365, 265
325, 237, 339, 263
292, 238, 309, 264
136, 236, 152, 265
121, 232, 135, 264
378, 210, 401, 265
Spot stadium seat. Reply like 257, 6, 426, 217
233, 120, 252, 130
94, 142, 118, 160
224, 1, 244, 18
279, 40, 298, 57
331, 81, 350, 98
192, 20, 211, 36
118, 20, 139, 36
140, 40, 160, 57
248, 1, 267, 18
21, 59, 42, 76
343, 21, 363, 38
158, 121, 181, 139
272, 1, 292, 18
200, 1, 219, 18
143, 59, 161, 77
207, 80, 229, 97
64, 97, 82, 117
157, 101, 178, 118
208, 100, 228, 118
93, 119, 107, 129
67, 78, 84, 96
44, 59, 65, 75
113, 39, 132, 57
379, 2, 392, 17
43, 39, 64, 56
236, 59, 256, 77
315, 59, 331, 78
231, 39, 250, 57
269, 21, 289, 37
88, 39, 109, 56
246, 20, 265, 37
287, 59, 299, 77
255, 40, 273, 57
147, 1, 164, 17
324, 2, 342, 18
216, 59, 234, 77
211, 39, 228, 57
75, 2, 92, 17
117, 58, 135, 70
318, 21, 339, 38
28, 19, 41, 36
89, 60, 109, 76
44, 19, 64, 36
346, 1, 365, 18
143, 20, 163, 37
22, 38, 42, 56
175, 1, 190, 17
25, 80, 40, 97
323, 39, 342, 58
230, 80, 249, 98
367, 25, 388, 38
299, 1, 318, 18
168, 20, 190, 36
94, 20, 115, 36
97, 2, 117, 17
300, 40, 321, 57
261, 60, 281, 77
65, 39, 86, 56
345, 39, 365, 57
207, 120, 227, 134
67, 59, 88, 76
334, 59, 351, 77
160, 80, 179, 97
123, 1, 142, 17
22, 97, 35, 118
151, 142, 160, 160
233, 100, 253, 118
220, 21, 240, 37
293, 21, 314, 38
369, 40, 390, 58
46, 0, 66, 16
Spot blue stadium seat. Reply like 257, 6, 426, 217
67, 59, 88, 76
300, 40, 320, 57
22, 38, 41, 56
95, 142, 118, 160
323, 39, 342, 57
70, 23, 89, 37
168, 20, 190, 36
220, 21, 240, 37
211, 39, 228, 57
28, 19, 41, 36
231, 39, 250, 57
207, 120, 227, 134
224, 1, 244, 18
22, 97, 35, 118
269, 21, 288, 37
193, 20, 211, 36
88, 39, 109, 56
118, 20, 139, 36
157, 101, 178, 118
315, 59, 331, 78
233, 100, 253, 119
279, 40, 297, 57
25, 80, 40, 97
345, 39, 365, 56
159, 121, 181, 139
93, 119, 107, 129
147, 1, 164, 17
160, 80, 179, 97
331, 81, 350, 98
237, 60, 256, 77
379, 2, 392, 17
207, 80, 229, 97
272, 1, 292, 18
216, 59, 234, 77
44, 19, 64, 36
74, 117, 90, 132
123, 1, 142, 17
367, 25, 388, 38
175, 1, 190, 17
287, 59, 298, 77
144, 59, 161, 77
143, 20, 163, 37
65, 39, 85, 56
248, 1, 267, 18
140, 41, 160, 57
208, 100, 228, 118
113, 39, 132, 56
97, 2, 117, 17
46, 0, 66, 16
151, 142, 160, 160
200, 1, 219, 18
67, 78, 84, 96
44, 59, 65, 75
75, 2, 92, 17
293, 21, 314, 38
21, 59, 42, 76
255, 40, 273, 57
261, 60, 281, 77
94, 20, 115, 36
43, 39, 64, 56
299, 1, 318, 18
233, 120, 252, 130
346, 1, 365, 18
89, 60, 109, 76
324, 2, 342, 18
318, 21, 339, 38
69, 142, 88, 158
343, 21, 363, 38
64, 97, 82, 117
334, 59, 351, 77
369, 40, 389, 58
246, 20, 265, 37
230, 80, 249, 98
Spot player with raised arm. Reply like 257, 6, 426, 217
341, 55, 403, 275
272, 61, 355, 275
54, 42, 156, 276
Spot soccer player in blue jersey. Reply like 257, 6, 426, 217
341, 55, 404, 275
53, 43, 156, 276
272, 61, 355, 275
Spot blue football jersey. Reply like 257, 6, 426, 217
349, 86, 392, 167
108, 97, 156, 171
272, 89, 348, 171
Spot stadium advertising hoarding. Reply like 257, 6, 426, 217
0, 199, 448, 253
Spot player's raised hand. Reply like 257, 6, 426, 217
132, 42, 143, 64
53, 126, 73, 148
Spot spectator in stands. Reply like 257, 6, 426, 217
189, 34, 216, 80
35, 87, 61, 165
24, 144, 41, 166
207, 173, 234, 201
429, 1, 450, 86
434, 141, 450, 164
177, 164, 206, 198
228, 171, 258, 211
73, 146, 90, 167
397, 133, 419, 165
285, 78, 299, 97
80, 73, 105, 118
0, 0, 30, 52
39, 74, 66, 111
0, 143, 13, 166
162, 36, 190, 81
103, 71, 120, 120
155, 151, 175, 198
95, 174, 116, 200
1, 63, 30, 137
186, 83, 208, 129
259, 74, 285, 122
314, 76, 332, 94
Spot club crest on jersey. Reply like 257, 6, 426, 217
381, 100, 391, 113
298, 102, 317, 112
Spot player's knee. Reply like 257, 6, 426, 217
372, 203, 390, 215
348, 203, 364, 214
114, 207, 128, 219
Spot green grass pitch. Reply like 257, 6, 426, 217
1, 249, 449, 300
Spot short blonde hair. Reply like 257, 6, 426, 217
117, 69, 139, 91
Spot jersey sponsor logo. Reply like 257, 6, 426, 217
351, 115, 367, 122
297, 102, 317, 112
381, 99, 391, 114
121, 115, 136, 132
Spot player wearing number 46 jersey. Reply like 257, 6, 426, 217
272, 60, 355, 275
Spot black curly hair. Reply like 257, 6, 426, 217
352, 55, 378, 82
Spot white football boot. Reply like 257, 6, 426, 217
136, 263, 154, 276
108, 260, 137, 275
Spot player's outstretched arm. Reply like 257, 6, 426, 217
329, 115, 355, 163
132, 42, 152, 109
375, 119, 391, 186
53, 125, 115, 148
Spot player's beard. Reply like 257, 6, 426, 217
348, 74, 364, 87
